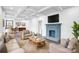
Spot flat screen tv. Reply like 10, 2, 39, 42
48, 14, 59, 23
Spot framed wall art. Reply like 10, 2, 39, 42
6, 20, 13, 28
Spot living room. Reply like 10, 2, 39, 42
0, 6, 79, 53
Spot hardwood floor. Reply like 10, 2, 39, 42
19, 39, 49, 53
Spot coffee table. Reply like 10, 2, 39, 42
28, 37, 46, 48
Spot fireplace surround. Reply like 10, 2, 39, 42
46, 23, 61, 43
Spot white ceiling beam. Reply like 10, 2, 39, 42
22, 6, 53, 20
16, 6, 53, 20
14, 7, 28, 19
58, 6, 63, 11
31, 6, 52, 16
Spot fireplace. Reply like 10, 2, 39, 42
46, 23, 61, 42
49, 30, 55, 37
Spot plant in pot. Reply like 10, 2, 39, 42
72, 21, 79, 40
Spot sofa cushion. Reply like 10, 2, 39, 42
0, 32, 4, 51
0, 32, 4, 40
5, 28, 12, 33
9, 33, 15, 39
4, 33, 11, 43
67, 37, 78, 51
4, 32, 15, 43
0, 41, 4, 51
61, 38, 69, 48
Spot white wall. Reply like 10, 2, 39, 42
14, 20, 31, 30
24, 19, 33, 30
27, 15, 47, 36
60, 7, 79, 39
2, 6, 79, 39
29, 12, 59, 36
37, 15, 47, 36
29, 17, 39, 33
29, 7, 79, 39
0, 6, 5, 32
0, 7, 3, 17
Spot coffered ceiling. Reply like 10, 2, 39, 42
1, 6, 73, 20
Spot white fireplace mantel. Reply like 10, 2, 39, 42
46, 22, 62, 25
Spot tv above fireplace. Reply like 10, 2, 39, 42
48, 14, 59, 23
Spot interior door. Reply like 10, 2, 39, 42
38, 20, 42, 34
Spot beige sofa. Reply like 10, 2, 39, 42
0, 32, 5, 52
49, 38, 79, 53
4, 29, 15, 43
0, 40, 4, 51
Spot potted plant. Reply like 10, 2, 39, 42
72, 21, 79, 39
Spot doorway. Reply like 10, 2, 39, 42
38, 20, 42, 35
